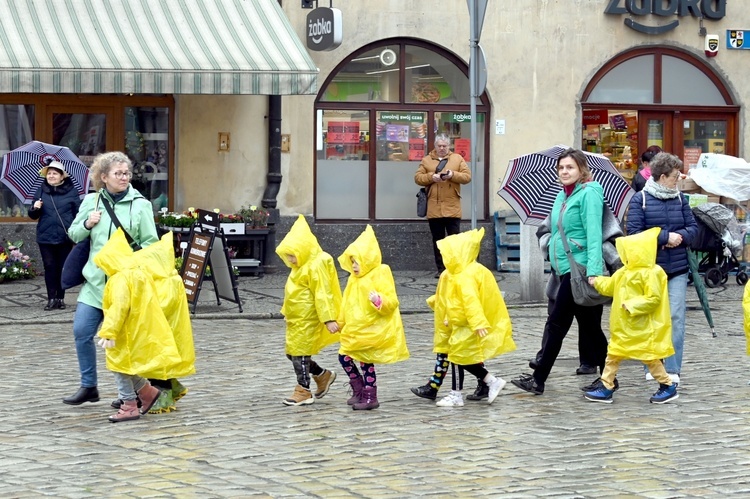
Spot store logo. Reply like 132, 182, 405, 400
604, 0, 726, 35
306, 8, 342, 52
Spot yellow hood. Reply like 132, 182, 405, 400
95, 229, 175, 280
338, 225, 381, 277
616, 227, 661, 270
437, 228, 484, 274
275, 214, 322, 269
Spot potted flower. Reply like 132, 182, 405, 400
218, 211, 245, 235
0, 241, 37, 283
238, 205, 270, 229
158, 211, 196, 232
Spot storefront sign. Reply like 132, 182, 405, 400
609, 114, 627, 130
684, 147, 703, 169
408, 139, 425, 161
454, 138, 471, 162
380, 112, 425, 122
306, 8, 342, 51
604, 0, 726, 34
444, 113, 485, 123
327, 121, 360, 143
727, 30, 747, 49
582, 110, 608, 126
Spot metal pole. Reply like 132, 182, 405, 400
469, 0, 478, 229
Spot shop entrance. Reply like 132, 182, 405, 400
581, 47, 739, 183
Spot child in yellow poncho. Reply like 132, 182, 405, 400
94, 229, 191, 422
428, 228, 515, 407
584, 227, 678, 404
275, 215, 342, 406
336, 225, 409, 410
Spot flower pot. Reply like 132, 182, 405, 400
221, 223, 245, 235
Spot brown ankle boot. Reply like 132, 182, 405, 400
347, 376, 365, 405
353, 385, 379, 410
137, 384, 163, 415
312, 370, 336, 399
108, 399, 140, 423
282, 385, 314, 406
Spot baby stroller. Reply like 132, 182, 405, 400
690, 203, 748, 287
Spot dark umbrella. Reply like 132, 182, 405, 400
498, 144, 634, 226
687, 249, 716, 338
1, 141, 90, 204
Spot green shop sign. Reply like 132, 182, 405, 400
443, 113, 485, 123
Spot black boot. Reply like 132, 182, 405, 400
410, 384, 438, 400
57, 299, 66, 310
63, 386, 100, 405
44, 299, 56, 311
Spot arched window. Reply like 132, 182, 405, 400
581, 47, 738, 176
314, 39, 490, 221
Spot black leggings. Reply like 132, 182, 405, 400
428, 217, 461, 271
38, 241, 73, 300
287, 355, 324, 389
533, 273, 608, 385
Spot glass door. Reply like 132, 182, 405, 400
680, 115, 730, 171
638, 111, 673, 160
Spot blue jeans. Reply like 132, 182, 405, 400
113, 372, 148, 401
72, 303, 103, 387
663, 273, 688, 375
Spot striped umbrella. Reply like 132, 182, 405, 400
497, 145, 634, 226
1, 141, 90, 204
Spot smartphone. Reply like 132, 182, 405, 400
439, 172, 449, 179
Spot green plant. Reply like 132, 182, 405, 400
158, 212, 195, 228
238, 204, 269, 227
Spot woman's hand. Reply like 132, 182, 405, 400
33, 200, 43, 209
665, 232, 683, 248
588, 276, 596, 286
85, 210, 102, 229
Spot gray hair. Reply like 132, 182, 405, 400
650, 152, 683, 180
90, 151, 132, 191
434, 133, 451, 146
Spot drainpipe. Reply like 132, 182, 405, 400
261, 94, 282, 273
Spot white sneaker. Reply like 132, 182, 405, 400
669, 374, 680, 385
487, 377, 506, 405
645, 373, 654, 381
436, 390, 464, 407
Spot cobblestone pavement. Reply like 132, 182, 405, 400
1, 286, 749, 497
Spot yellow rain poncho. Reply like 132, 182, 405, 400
743, 281, 750, 355
592, 227, 674, 360
94, 229, 190, 377
431, 228, 515, 365
337, 226, 409, 364
275, 215, 341, 356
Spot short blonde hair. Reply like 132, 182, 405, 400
90, 152, 132, 191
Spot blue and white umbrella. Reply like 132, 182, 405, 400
497, 144, 634, 226
1, 141, 90, 204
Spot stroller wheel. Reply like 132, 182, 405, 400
721, 273, 729, 285
737, 272, 748, 286
705, 267, 723, 288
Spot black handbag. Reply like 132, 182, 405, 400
556, 203, 611, 307
416, 159, 448, 218
61, 238, 91, 290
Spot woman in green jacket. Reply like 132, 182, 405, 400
62, 152, 160, 406
511, 148, 609, 395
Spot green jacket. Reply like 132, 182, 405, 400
68, 186, 159, 309
549, 181, 605, 277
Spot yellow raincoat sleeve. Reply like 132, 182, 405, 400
743, 282, 750, 355
591, 275, 614, 297
430, 277, 451, 353
312, 255, 342, 324
98, 273, 131, 340
620, 271, 663, 316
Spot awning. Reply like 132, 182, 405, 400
0, 0, 318, 95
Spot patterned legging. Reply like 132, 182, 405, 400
339, 354, 377, 387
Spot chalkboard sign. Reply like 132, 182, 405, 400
179, 209, 243, 313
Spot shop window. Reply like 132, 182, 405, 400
661, 56, 725, 106
0, 104, 35, 218
316, 39, 489, 221
587, 56, 654, 104
124, 106, 170, 215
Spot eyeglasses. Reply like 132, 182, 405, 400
112, 171, 132, 179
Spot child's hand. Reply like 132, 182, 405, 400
475, 328, 488, 337
325, 321, 340, 333
588, 276, 596, 286
369, 291, 382, 309
97, 337, 115, 349
444, 319, 449, 326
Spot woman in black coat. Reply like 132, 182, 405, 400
28, 161, 81, 310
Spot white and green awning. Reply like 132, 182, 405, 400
0, 0, 318, 95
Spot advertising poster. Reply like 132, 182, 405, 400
454, 138, 470, 162
684, 146, 702, 169
409, 139, 425, 161
327, 121, 360, 143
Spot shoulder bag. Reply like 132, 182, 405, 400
61, 194, 100, 290
416, 158, 448, 218
556, 202, 611, 307
100, 198, 142, 251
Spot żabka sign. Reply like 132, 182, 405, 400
605, 0, 726, 34
306, 7, 342, 52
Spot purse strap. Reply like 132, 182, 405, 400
100, 197, 141, 251
555, 202, 583, 276
426, 158, 449, 195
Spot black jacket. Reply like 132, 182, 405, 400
28, 179, 81, 244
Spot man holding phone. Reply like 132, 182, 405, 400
414, 133, 471, 277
